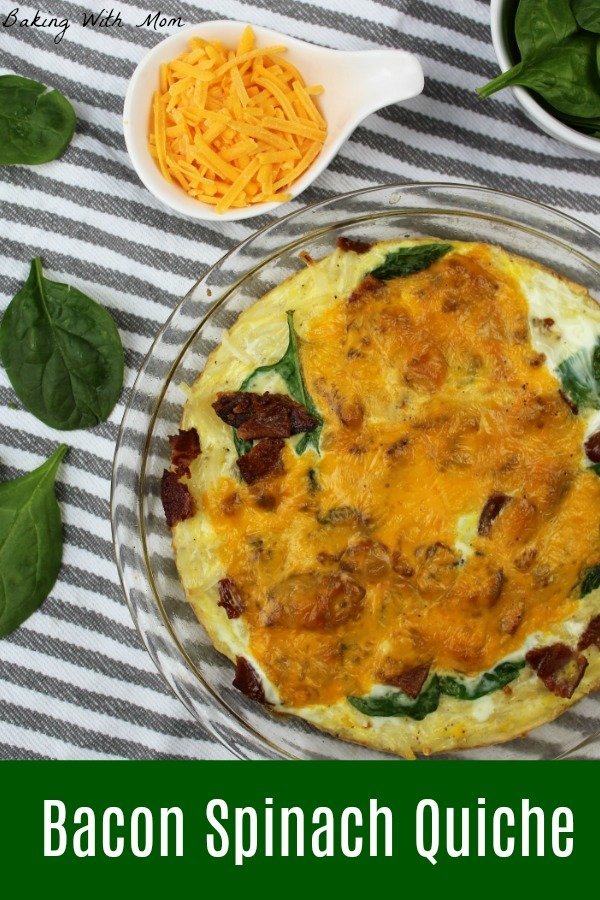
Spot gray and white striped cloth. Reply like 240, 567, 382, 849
1, 0, 599, 759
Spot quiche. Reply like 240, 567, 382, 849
161, 237, 600, 758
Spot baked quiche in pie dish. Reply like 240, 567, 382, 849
161, 237, 600, 758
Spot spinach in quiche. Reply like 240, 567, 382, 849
368, 242, 452, 281
348, 660, 525, 720
557, 338, 600, 410
438, 660, 526, 700
348, 675, 442, 720
234, 310, 322, 456
581, 563, 600, 598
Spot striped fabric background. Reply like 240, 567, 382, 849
0, 0, 599, 760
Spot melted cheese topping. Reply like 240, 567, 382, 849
196, 243, 600, 708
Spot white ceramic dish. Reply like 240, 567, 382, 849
490, 0, 600, 157
123, 20, 424, 222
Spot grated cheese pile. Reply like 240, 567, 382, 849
148, 25, 327, 213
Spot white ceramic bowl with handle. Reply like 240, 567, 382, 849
490, 0, 600, 156
123, 20, 424, 221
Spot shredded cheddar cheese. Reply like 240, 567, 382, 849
148, 25, 327, 212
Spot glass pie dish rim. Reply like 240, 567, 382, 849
111, 181, 600, 761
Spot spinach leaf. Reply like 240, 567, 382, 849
348, 676, 441, 720
558, 112, 600, 133
573, 0, 600, 33
368, 243, 452, 281
0, 445, 67, 636
348, 660, 525, 719
515, 0, 577, 57
593, 341, 600, 382
589, 464, 600, 476
0, 258, 124, 430
0, 75, 76, 166
235, 310, 322, 455
581, 563, 600, 597
557, 339, 600, 411
438, 660, 525, 700
478, 34, 600, 118
233, 432, 252, 457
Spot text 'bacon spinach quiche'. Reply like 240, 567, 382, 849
161, 237, 600, 758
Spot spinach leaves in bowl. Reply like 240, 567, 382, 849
479, 0, 600, 138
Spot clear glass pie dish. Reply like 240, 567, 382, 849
111, 183, 600, 760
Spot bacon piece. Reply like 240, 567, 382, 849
584, 431, 600, 464
578, 615, 600, 651
404, 346, 448, 392
261, 572, 365, 630
383, 664, 431, 699
487, 569, 505, 606
348, 274, 385, 304
213, 391, 317, 440
168, 428, 200, 477
391, 552, 414, 578
237, 438, 284, 485
161, 470, 195, 527
386, 437, 410, 459
499, 600, 525, 635
337, 236, 373, 254
514, 546, 537, 572
218, 578, 245, 619
558, 390, 579, 416
232, 657, 267, 704
526, 643, 588, 699
335, 398, 364, 429
254, 491, 278, 510
415, 541, 459, 595
532, 316, 555, 332
529, 352, 546, 368
220, 491, 241, 516
478, 492, 510, 536
340, 539, 391, 583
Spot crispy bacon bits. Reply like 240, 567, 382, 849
161, 427, 201, 527
212, 391, 317, 440
232, 657, 267, 704
532, 316, 555, 332
478, 492, 510, 536
237, 438, 284, 485
218, 578, 245, 619
161, 470, 195, 527
386, 437, 410, 460
578, 615, 600, 652
168, 428, 201, 477
584, 431, 600, 464
558, 390, 579, 416
335, 398, 364, 430
526, 643, 588, 699
348, 274, 385, 305
336, 236, 373, 254
261, 572, 366, 630
499, 600, 525, 635
404, 346, 448, 393
382, 663, 431, 699
487, 569, 505, 606
340, 539, 391, 583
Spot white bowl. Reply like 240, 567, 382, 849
490, 0, 600, 156
123, 20, 424, 222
